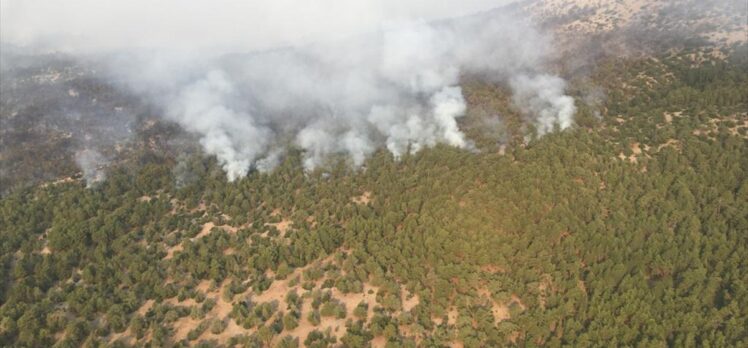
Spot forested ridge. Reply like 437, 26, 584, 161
1, 47, 747, 347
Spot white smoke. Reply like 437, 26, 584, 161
431, 87, 469, 149
74, 149, 106, 187
166, 70, 273, 181
159, 16, 574, 179
2, 1, 578, 180
0, 0, 518, 53
510, 74, 576, 136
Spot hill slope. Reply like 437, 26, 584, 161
1, 1, 747, 347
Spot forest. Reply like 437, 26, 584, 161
1, 44, 747, 347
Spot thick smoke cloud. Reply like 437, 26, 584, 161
510, 74, 576, 136
166, 70, 274, 180
2, 0, 577, 180
0, 0, 517, 53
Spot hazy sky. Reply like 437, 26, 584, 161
1, 0, 518, 53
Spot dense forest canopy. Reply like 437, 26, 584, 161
1, 41, 746, 347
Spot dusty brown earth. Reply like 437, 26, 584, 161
352, 191, 372, 205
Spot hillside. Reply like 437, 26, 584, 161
1, 1, 748, 347
524, 0, 746, 47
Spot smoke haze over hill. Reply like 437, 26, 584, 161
1, 0, 578, 181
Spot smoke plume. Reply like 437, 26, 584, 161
2, 0, 577, 180
510, 74, 576, 136
74, 149, 107, 187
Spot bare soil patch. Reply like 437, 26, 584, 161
401, 289, 420, 312
266, 219, 293, 236
164, 244, 183, 260
352, 191, 372, 205
137, 300, 155, 316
